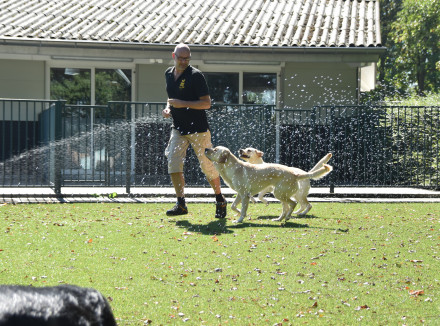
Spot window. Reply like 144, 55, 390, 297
50, 67, 133, 175
243, 73, 276, 104
204, 71, 277, 105
204, 72, 239, 104
51, 68, 91, 104
95, 69, 132, 105
50, 68, 132, 104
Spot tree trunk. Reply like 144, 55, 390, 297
416, 57, 426, 96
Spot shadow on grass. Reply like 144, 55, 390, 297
228, 220, 309, 230
176, 215, 349, 235
176, 219, 234, 235
256, 214, 319, 220
174, 217, 335, 235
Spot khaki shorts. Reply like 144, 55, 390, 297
165, 128, 219, 181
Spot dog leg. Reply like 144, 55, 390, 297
272, 184, 298, 221
296, 203, 312, 216
275, 202, 288, 221
258, 186, 273, 205
236, 195, 250, 223
250, 195, 257, 204
272, 201, 289, 221
283, 198, 297, 221
231, 195, 242, 214
292, 181, 311, 215
258, 191, 269, 205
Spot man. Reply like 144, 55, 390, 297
162, 44, 227, 218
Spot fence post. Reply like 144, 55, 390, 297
329, 106, 335, 194
125, 103, 132, 194
53, 101, 63, 195
275, 109, 280, 163
310, 107, 317, 174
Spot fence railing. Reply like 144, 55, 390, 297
278, 105, 440, 189
1, 99, 439, 192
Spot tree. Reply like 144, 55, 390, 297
386, 0, 440, 95
378, 0, 403, 83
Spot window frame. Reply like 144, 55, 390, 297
45, 60, 135, 104
197, 63, 282, 105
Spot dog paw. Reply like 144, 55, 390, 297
233, 219, 243, 224
272, 217, 284, 222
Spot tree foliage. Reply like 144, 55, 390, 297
379, 0, 440, 96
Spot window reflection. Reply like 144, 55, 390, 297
50, 67, 132, 175
50, 68, 91, 105
95, 69, 132, 105
50, 68, 132, 105
243, 73, 276, 104
205, 72, 239, 104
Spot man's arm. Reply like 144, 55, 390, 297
168, 95, 211, 110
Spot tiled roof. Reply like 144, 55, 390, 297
0, 0, 382, 48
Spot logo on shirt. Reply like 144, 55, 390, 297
179, 79, 186, 90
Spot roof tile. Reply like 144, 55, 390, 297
0, 0, 382, 47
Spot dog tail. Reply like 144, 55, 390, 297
309, 153, 332, 173
298, 164, 333, 180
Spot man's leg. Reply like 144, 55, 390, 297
208, 176, 222, 195
170, 172, 185, 198
188, 131, 227, 218
166, 172, 188, 216
165, 130, 189, 216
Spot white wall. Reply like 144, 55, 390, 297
0, 60, 45, 99
136, 64, 170, 102
282, 62, 358, 109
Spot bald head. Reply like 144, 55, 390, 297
174, 43, 191, 54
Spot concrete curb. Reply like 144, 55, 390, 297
1, 187, 440, 204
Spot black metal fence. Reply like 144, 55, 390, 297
278, 106, 440, 189
1, 99, 439, 192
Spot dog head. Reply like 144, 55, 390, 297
205, 146, 231, 164
238, 147, 264, 164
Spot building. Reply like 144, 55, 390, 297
0, 0, 384, 108
0, 0, 386, 187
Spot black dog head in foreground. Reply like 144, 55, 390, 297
0, 284, 116, 326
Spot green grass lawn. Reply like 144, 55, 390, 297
1, 202, 439, 325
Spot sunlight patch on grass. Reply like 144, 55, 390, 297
1, 202, 439, 324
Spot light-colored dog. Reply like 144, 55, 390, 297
205, 146, 332, 223
239, 147, 332, 213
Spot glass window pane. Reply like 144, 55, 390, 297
243, 73, 276, 104
205, 72, 239, 104
50, 68, 91, 105
95, 69, 132, 105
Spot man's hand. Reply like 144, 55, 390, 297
162, 106, 171, 118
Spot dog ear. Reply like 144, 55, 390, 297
257, 150, 264, 157
218, 150, 230, 163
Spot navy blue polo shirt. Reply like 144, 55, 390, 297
165, 65, 210, 135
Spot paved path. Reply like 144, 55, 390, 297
1, 187, 440, 204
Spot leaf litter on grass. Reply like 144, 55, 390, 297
0, 202, 439, 324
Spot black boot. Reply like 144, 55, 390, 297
166, 203, 188, 216
215, 196, 227, 219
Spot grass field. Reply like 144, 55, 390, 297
1, 202, 439, 325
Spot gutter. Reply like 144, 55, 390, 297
0, 37, 387, 56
